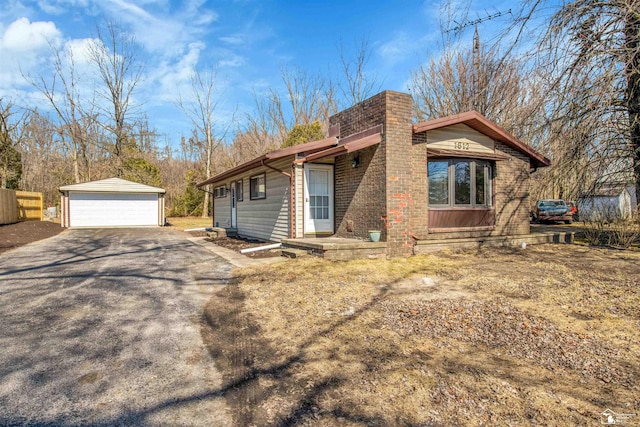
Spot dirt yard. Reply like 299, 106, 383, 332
202, 244, 640, 426
0, 221, 64, 254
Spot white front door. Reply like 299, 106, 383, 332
230, 184, 237, 228
304, 164, 334, 234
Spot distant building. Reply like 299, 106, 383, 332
578, 184, 636, 221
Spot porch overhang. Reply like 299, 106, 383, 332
196, 136, 338, 187
295, 125, 383, 163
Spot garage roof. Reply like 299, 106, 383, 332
59, 178, 165, 194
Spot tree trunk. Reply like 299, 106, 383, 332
201, 125, 213, 218
626, 6, 640, 207
72, 151, 80, 183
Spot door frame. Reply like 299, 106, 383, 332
303, 163, 334, 235
230, 183, 237, 228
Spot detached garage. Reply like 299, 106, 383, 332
60, 178, 165, 228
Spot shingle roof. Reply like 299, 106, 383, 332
59, 177, 165, 193
196, 136, 339, 187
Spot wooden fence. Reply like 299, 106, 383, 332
0, 189, 19, 224
16, 191, 43, 221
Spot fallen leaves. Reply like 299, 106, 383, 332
380, 298, 636, 388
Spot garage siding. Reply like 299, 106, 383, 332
69, 192, 160, 227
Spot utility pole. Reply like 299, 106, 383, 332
446, 9, 512, 36
446, 9, 512, 111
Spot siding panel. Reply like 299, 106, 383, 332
427, 124, 495, 153
211, 157, 292, 242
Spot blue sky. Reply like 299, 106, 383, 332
0, 0, 518, 148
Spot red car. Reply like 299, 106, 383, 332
565, 201, 579, 221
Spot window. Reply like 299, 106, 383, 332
236, 180, 243, 201
427, 162, 449, 205
214, 185, 226, 199
250, 173, 266, 200
309, 169, 330, 219
428, 159, 492, 207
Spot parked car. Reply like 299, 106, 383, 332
533, 199, 573, 224
565, 200, 579, 221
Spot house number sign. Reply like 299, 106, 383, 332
453, 141, 470, 150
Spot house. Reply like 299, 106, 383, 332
60, 178, 166, 228
578, 184, 637, 221
197, 91, 550, 257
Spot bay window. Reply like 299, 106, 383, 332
428, 159, 492, 208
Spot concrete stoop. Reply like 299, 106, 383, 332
206, 227, 237, 239
280, 232, 574, 260
281, 248, 308, 259
414, 232, 575, 254
281, 238, 387, 261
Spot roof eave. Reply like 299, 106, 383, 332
413, 111, 551, 169
196, 136, 340, 187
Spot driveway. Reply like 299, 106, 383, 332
0, 228, 233, 426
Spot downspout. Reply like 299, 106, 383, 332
261, 159, 294, 238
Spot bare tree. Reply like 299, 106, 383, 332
0, 99, 30, 189
338, 37, 381, 106
282, 66, 337, 129
410, 36, 542, 137
88, 22, 143, 177
177, 68, 230, 217
24, 42, 95, 183
238, 66, 337, 159
500, 0, 640, 202
19, 109, 65, 203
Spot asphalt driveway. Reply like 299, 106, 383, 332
0, 228, 233, 426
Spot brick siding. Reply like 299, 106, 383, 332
383, 92, 414, 257
492, 142, 531, 236
411, 133, 429, 239
330, 90, 533, 257
331, 93, 388, 242
330, 91, 414, 257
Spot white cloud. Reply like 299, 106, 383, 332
377, 32, 414, 64
0, 18, 63, 96
219, 35, 245, 46
219, 57, 243, 68
0, 17, 61, 52
64, 38, 98, 66
99, 0, 218, 56
144, 41, 204, 103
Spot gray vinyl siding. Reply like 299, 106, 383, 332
210, 157, 292, 242
213, 190, 231, 228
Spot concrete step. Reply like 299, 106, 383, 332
206, 227, 226, 239
281, 248, 308, 258
206, 227, 239, 239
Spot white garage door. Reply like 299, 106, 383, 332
69, 192, 159, 227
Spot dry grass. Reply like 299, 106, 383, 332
208, 245, 640, 426
166, 216, 212, 230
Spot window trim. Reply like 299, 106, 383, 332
428, 159, 492, 208
214, 185, 226, 199
250, 173, 266, 200
236, 180, 243, 202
